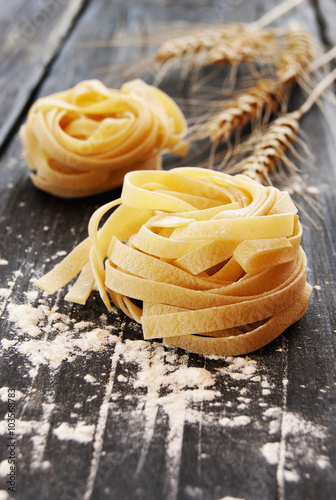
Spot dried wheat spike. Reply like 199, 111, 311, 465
233, 66, 336, 184
239, 111, 301, 183
154, 24, 280, 67
154, 25, 237, 64
277, 25, 318, 84
208, 26, 279, 65
154, 0, 306, 65
205, 78, 288, 143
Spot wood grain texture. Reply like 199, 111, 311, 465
0, 1, 336, 499
0, 0, 87, 151
314, 0, 336, 46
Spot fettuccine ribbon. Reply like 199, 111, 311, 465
35, 167, 311, 356
20, 79, 188, 198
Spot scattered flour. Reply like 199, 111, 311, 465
4, 302, 118, 377
218, 496, 246, 500
24, 290, 39, 302
261, 442, 280, 465
16, 327, 116, 376
263, 407, 281, 419
0, 387, 24, 402
1, 339, 17, 349
283, 470, 300, 482
84, 374, 97, 384
51, 250, 67, 260
0, 419, 41, 436
316, 456, 331, 469
2, 295, 275, 492
7, 303, 45, 338
283, 412, 326, 440
0, 259, 8, 266
53, 422, 96, 443
261, 410, 330, 482
216, 356, 258, 380
107, 339, 221, 499
219, 415, 251, 428
0, 460, 10, 478
74, 321, 92, 330
2, 286, 332, 494
0, 491, 15, 500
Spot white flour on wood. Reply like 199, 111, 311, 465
0, 273, 331, 489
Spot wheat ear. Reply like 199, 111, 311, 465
201, 25, 320, 145
238, 67, 336, 184
188, 25, 321, 145
239, 111, 301, 184
207, 26, 280, 66
154, 0, 305, 68
153, 24, 282, 74
154, 25, 235, 64
277, 24, 319, 85
196, 78, 289, 143
197, 35, 330, 148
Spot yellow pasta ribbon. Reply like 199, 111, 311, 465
20, 79, 189, 198
35, 167, 312, 356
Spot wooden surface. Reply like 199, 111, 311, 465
0, 1, 336, 499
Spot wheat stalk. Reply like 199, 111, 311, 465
188, 25, 324, 146
153, 0, 305, 68
201, 47, 336, 177
250, 0, 306, 29
235, 67, 336, 184
210, 68, 336, 227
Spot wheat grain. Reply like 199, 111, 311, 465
195, 26, 321, 145
154, 25, 236, 64
277, 24, 318, 84
233, 67, 336, 185
191, 39, 334, 148
153, 0, 306, 69
239, 111, 301, 183
154, 24, 282, 72
208, 27, 279, 66
203, 78, 288, 143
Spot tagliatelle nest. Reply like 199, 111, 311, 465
35, 168, 312, 357
19, 79, 188, 198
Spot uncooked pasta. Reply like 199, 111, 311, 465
35, 167, 311, 357
20, 79, 188, 198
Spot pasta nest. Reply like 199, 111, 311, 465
36, 167, 312, 357
19, 79, 188, 198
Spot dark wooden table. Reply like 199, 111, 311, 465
1, 1, 336, 499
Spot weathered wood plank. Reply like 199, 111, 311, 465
0, 0, 87, 151
0, 0, 336, 499
315, 0, 336, 46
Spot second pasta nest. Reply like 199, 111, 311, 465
19, 79, 189, 198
